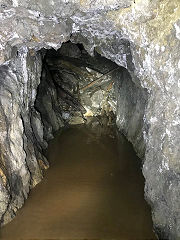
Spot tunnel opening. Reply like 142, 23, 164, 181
33, 41, 154, 238
0, 41, 156, 239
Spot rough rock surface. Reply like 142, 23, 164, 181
0, 48, 49, 225
115, 68, 148, 159
0, 1, 180, 239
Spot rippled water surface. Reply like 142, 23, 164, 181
0, 126, 156, 240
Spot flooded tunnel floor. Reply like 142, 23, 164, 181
0, 126, 156, 240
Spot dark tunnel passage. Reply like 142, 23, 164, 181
0, 42, 156, 239
35, 41, 121, 139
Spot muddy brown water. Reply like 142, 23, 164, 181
0, 126, 156, 240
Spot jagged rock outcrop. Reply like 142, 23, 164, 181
0, 1, 180, 239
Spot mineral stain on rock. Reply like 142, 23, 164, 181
0, 126, 156, 240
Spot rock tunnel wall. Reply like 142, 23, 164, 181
115, 68, 148, 159
0, 48, 49, 224
0, 1, 180, 239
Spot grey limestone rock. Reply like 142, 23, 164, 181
0, 1, 179, 239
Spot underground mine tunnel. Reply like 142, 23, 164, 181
0, 2, 180, 239
0, 42, 156, 239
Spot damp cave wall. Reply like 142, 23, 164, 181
0, 40, 149, 230
0, 1, 180, 239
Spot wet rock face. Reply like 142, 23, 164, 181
0, 1, 180, 239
